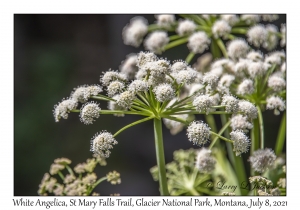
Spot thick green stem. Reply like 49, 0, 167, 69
275, 112, 286, 155
257, 106, 264, 149
153, 118, 169, 195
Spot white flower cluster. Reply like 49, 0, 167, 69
247, 24, 281, 50
187, 121, 211, 146
122, 16, 148, 47
248, 148, 276, 173
90, 131, 118, 158
195, 148, 216, 173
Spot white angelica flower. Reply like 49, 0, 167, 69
107, 81, 125, 97
188, 83, 205, 96
268, 74, 286, 92
230, 130, 251, 156
143, 59, 171, 78
203, 72, 219, 89
211, 58, 235, 74
210, 93, 221, 106
227, 39, 249, 60
212, 20, 231, 39
263, 24, 278, 50
217, 74, 235, 93
147, 74, 167, 87
71, 85, 102, 103
128, 80, 148, 93
266, 96, 285, 115
70, 85, 88, 103
238, 100, 258, 119
136, 51, 158, 68
195, 148, 216, 173
209, 67, 223, 78
247, 61, 268, 78
230, 114, 253, 132
80, 102, 101, 125
247, 51, 264, 62
221, 95, 239, 113
234, 59, 249, 77
155, 14, 175, 28
116, 90, 136, 109
187, 32, 211, 54
241, 15, 260, 24
176, 19, 197, 36
193, 94, 213, 114
247, 25, 267, 48
101, 71, 127, 86
122, 16, 148, 47
108, 95, 126, 117
153, 83, 175, 102
53, 98, 78, 122
171, 60, 188, 73
120, 54, 138, 80
220, 15, 239, 26
248, 148, 276, 173
265, 51, 285, 65
144, 31, 169, 54
219, 74, 235, 87
90, 131, 118, 158
237, 79, 254, 95
175, 68, 197, 84
86, 85, 103, 98
187, 121, 211, 146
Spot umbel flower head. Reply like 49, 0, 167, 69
195, 148, 216, 173
153, 83, 175, 102
266, 96, 286, 115
187, 31, 211, 54
122, 16, 148, 47
248, 148, 276, 173
187, 121, 211, 146
80, 102, 101, 125
221, 94, 239, 113
144, 31, 169, 54
90, 131, 118, 158
176, 19, 196, 36
53, 98, 78, 122
227, 39, 249, 60
230, 130, 251, 156
71, 85, 103, 103
193, 94, 213, 114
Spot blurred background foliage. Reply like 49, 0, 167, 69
14, 14, 285, 195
